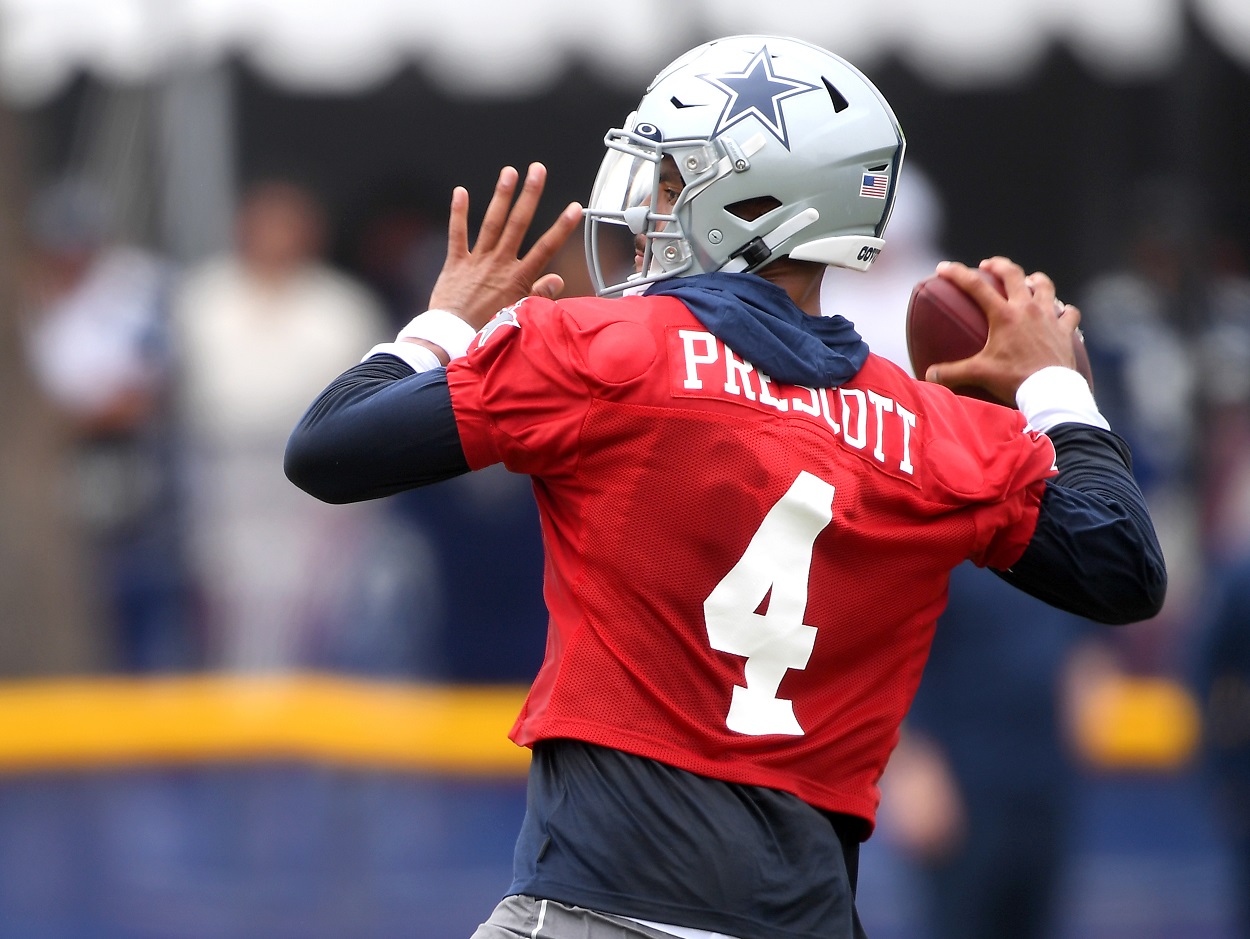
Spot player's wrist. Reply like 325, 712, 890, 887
1016, 365, 1108, 433
361, 341, 444, 372
396, 309, 477, 361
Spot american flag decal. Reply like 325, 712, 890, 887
860, 173, 889, 198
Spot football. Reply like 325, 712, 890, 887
905, 269, 1093, 406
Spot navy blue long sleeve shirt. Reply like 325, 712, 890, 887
285, 354, 1166, 625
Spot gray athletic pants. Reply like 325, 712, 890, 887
471, 895, 730, 938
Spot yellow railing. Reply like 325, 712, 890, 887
0, 672, 1202, 774
1073, 674, 1203, 771
0, 674, 531, 774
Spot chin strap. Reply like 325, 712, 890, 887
719, 208, 821, 274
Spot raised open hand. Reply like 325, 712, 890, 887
427, 163, 583, 332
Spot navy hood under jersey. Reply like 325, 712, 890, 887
646, 272, 869, 389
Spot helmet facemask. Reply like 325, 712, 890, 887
586, 121, 725, 296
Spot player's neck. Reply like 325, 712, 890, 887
757, 258, 825, 317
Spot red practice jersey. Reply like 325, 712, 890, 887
446, 293, 1057, 828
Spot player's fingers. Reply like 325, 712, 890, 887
445, 186, 470, 259
935, 261, 1003, 313
498, 163, 549, 255
1023, 269, 1053, 292
1059, 301, 1083, 331
1022, 270, 1056, 307
475, 166, 521, 251
519, 202, 583, 283
979, 256, 1029, 301
1022, 269, 1079, 323
1039, 281, 1081, 343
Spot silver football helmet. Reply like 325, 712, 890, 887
585, 35, 906, 296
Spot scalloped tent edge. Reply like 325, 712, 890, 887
0, 0, 1247, 106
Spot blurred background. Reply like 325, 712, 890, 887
0, 1, 1248, 936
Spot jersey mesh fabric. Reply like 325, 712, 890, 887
446, 292, 1055, 828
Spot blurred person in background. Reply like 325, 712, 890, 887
1076, 180, 1204, 674
173, 179, 422, 672
1190, 206, 1250, 939
380, 231, 612, 682
1192, 205, 1250, 562
1193, 547, 1250, 939
833, 167, 1104, 939
1076, 178, 1202, 495
819, 165, 944, 366
19, 176, 191, 671
345, 192, 550, 682
348, 187, 449, 334
885, 566, 1103, 939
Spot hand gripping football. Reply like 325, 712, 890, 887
905, 269, 1093, 406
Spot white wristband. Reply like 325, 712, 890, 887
1015, 366, 1109, 433
397, 309, 476, 361
361, 341, 444, 373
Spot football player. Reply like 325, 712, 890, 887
286, 35, 1165, 939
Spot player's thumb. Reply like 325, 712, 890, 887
531, 273, 565, 300
925, 355, 982, 391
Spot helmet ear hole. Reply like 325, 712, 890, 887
726, 196, 782, 222
823, 78, 850, 113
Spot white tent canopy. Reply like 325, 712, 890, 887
2, 0, 1249, 105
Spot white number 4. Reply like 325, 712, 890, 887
704, 471, 834, 736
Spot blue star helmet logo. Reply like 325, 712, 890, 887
698, 45, 821, 150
